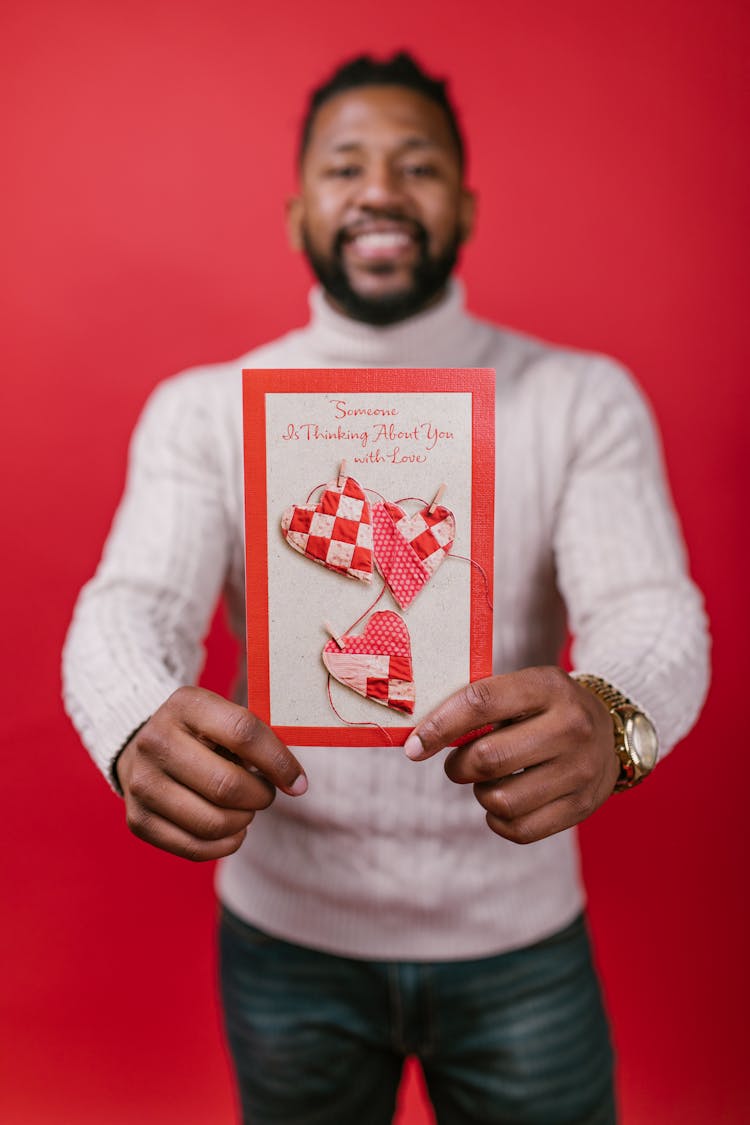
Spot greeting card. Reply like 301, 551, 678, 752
243, 368, 495, 746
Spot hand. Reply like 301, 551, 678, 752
403, 666, 619, 844
116, 686, 307, 861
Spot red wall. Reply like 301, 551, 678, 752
2, 2, 747, 1121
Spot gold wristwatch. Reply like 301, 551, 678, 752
572, 674, 658, 792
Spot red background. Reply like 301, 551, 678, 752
1, 2, 748, 1122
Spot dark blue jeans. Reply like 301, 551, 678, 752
219, 907, 615, 1125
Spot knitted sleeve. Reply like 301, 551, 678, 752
62, 376, 232, 789
556, 357, 710, 757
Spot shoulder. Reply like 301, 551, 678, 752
467, 313, 660, 479
474, 314, 650, 422
475, 313, 637, 396
135, 326, 308, 425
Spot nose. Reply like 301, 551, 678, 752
353, 159, 407, 209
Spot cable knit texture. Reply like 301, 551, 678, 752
62, 282, 710, 959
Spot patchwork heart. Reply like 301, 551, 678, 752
281, 476, 373, 582
322, 610, 415, 714
372, 501, 456, 609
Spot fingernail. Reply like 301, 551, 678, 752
288, 774, 308, 796
403, 733, 425, 761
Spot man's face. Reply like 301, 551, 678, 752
287, 85, 475, 325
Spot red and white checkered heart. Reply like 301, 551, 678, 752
322, 610, 415, 714
372, 501, 456, 609
281, 476, 373, 582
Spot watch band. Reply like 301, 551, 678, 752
572, 674, 634, 710
571, 673, 652, 791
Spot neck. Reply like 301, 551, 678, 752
300, 277, 489, 369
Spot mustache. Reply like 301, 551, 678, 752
333, 215, 429, 257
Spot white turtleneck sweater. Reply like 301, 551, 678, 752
63, 282, 709, 960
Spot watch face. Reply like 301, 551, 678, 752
627, 713, 659, 771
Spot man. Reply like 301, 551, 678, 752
63, 52, 709, 1124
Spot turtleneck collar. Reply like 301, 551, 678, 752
299, 279, 491, 369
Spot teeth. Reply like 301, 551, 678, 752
352, 231, 410, 249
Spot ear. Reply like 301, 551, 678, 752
458, 187, 476, 244
286, 195, 304, 251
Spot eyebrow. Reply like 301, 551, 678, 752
328, 136, 445, 155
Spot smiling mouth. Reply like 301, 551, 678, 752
341, 222, 423, 264
349, 230, 413, 255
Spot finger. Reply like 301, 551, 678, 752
443, 713, 555, 784
126, 803, 249, 862
485, 792, 593, 846
167, 687, 307, 795
443, 697, 597, 784
473, 760, 578, 821
403, 667, 567, 762
145, 728, 277, 811
130, 770, 257, 841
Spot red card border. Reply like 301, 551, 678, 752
243, 369, 495, 746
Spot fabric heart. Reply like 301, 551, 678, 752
322, 610, 415, 714
372, 501, 456, 609
281, 476, 373, 582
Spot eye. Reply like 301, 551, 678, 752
402, 163, 439, 178
325, 164, 362, 179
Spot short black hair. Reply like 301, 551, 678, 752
299, 51, 465, 171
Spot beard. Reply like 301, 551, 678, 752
301, 218, 462, 326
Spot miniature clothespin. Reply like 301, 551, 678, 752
429, 483, 446, 514
338, 460, 347, 489
324, 620, 346, 650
